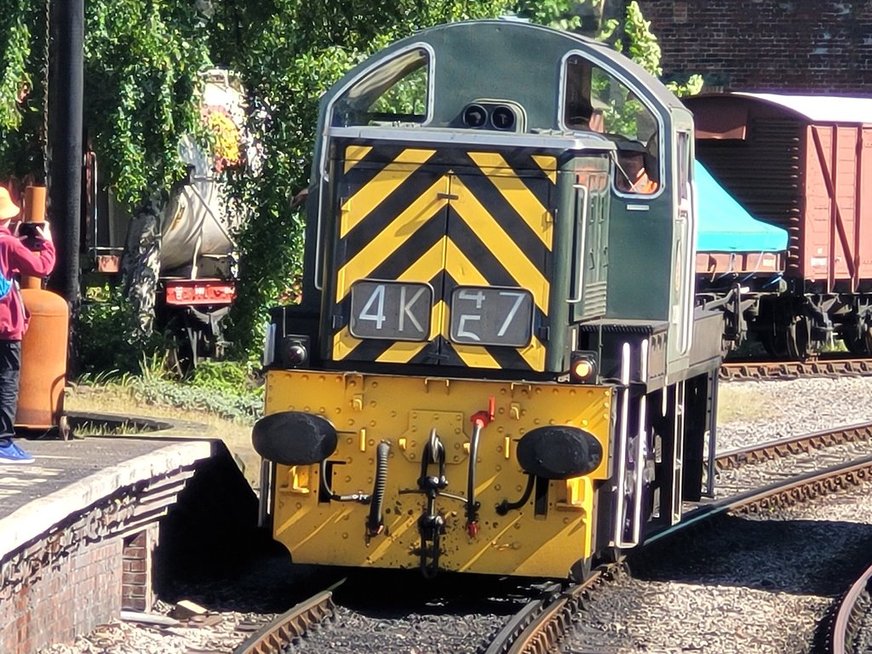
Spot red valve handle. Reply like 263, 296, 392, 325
471, 396, 495, 429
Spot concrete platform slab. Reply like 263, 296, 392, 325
0, 436, 218, 558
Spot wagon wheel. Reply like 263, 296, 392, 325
786, 316, 811, 359
844, 325, 872, 356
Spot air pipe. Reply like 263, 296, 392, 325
366, 441, 391, 537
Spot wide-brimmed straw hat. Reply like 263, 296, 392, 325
0, 187, 20, 221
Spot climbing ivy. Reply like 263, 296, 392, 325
84, 1, 212, 209
0, 0, 46, 179
0, 1, 212, 207
515, 0, 582, 29
611, 1, 703, 96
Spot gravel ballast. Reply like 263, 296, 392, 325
38, 376, 872, 653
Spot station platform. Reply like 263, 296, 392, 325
0, 423, 259, 654
0, 436, 213, 556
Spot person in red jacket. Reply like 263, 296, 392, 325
0, 187, 56, 463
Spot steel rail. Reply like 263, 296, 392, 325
721, 357, 872, 382
830, 561, 872, 654
483, 582, 563, 654
647, 454, 872, 547
232, 590, 336, 654
503, 454, 872, 652
714, 420, 872, 471
484, 573, 611, 654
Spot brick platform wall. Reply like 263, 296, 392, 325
637, 0, 872, 93
0, 537, 122, 654
122, 525, 158, 612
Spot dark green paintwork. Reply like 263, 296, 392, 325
296, 19, 716, 380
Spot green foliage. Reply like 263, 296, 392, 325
84, 1, 212, 209
75, 290, 262, 421
667, 74, 704, 98
615, 2, 703, 97
0, 0, 706, 370
623, 1, 662, 77
210, 0, 514, 355
0, 2, 32, 131
515, 0, 582, 29
371, 65, 428, 117
74, 368, 262, 424
0, 1, 213, 207
75, 286, 164, 375
188, 359, 262, 396
0, 0, 47, 179
130, 376, 262, 423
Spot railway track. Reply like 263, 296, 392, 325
501, 457, 872, 652
498, 420, 872, 653
232, 590, 337, 654
234, 420, 872, 654
828, 561, 872, 654
714, 420, 872, 471
721, 356, 872, 381
485, 580, 606, 654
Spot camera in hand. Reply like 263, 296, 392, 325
17, 222, 43, 250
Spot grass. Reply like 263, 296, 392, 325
717, 383, 771, 423
64, 381, 261, 487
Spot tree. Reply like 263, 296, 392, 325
0, 0, 213, 359
605, 1, 703, 96
0, 0, 50, 180
84, 1, 212, 338
0, 0, 701, 366
207, 0, 516, 357
0, 0, 211, 237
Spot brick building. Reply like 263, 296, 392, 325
635, 1, 872, 93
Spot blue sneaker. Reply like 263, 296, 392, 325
0, 439, 34, 464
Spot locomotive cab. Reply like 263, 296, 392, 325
256, 20, 724, 579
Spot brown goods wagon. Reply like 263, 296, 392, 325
685, 93, 872, 355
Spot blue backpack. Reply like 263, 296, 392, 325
0, 274, 11, 301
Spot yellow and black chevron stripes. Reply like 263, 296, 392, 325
331, 142, 556, 371
337, 173, 449, 304
465, 152, 554, 249
447, 176, 550, 313
339, 148, 436, 238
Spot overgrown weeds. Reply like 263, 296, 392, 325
74, 286, 165, 375
74, 352, 263, 425
74, 285, 264, 423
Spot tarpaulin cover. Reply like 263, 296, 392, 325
695, 161, 789, 253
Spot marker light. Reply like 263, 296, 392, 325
280, 335, 310, 368
570, 351, 598, 383
286, 341, 308, 366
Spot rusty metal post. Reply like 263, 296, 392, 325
16, 186, 70, 436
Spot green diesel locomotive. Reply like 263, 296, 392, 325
253, 19, 724, 579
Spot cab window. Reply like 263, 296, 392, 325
563, 54, 660, 194
333, 48, 430, 127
